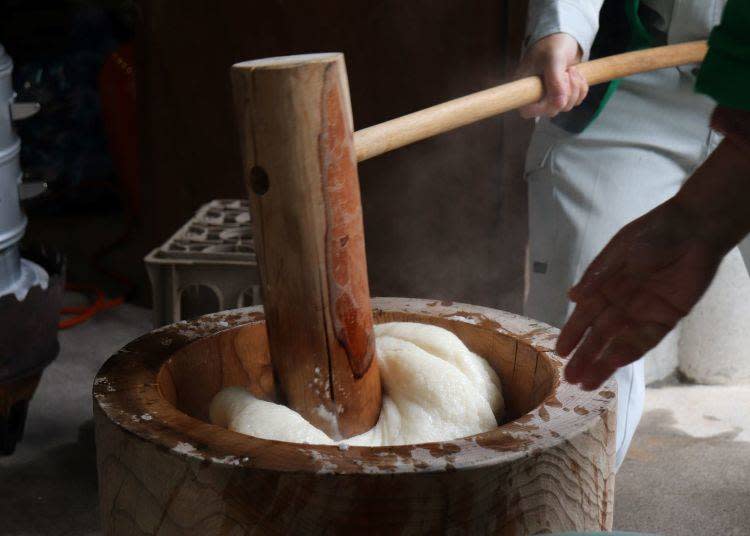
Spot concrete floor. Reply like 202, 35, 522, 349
1, 303, 749, 535
615, 387, 750, 535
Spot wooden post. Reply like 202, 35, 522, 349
231, 53, 381, 439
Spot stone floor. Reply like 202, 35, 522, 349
1, 303, 749, 535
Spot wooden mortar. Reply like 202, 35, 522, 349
94, 298, 616, 535
92, 44, 699, 532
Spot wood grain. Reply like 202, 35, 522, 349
94, 299, 616, 535
230, 54, 381, 439
354, 40, 708, 161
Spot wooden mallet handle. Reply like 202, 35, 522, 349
354, 41, 708, 162
232, 54, 381, 439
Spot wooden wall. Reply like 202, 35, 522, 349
136, 0, 531, 311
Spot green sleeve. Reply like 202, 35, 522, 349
695, 0, 750, 111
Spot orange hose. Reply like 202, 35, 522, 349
59, 283, 125, 329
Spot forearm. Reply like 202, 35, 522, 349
673, 108, 750, 253
525, 0, 604, 60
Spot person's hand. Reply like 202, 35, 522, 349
517, 33, 589, 119
556, 199, 725, 391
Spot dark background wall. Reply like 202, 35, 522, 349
137, 0, 532, 312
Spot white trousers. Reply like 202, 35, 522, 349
523, 64, 738, 469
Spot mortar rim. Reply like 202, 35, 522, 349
93, 298, 616, 475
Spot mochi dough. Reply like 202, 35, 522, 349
209, 322, 504, 446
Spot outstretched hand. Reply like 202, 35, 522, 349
557, 199, 725, 390
557, 137, 750, 390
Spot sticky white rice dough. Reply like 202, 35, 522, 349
210, 322, 504, 446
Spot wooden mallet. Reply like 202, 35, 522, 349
231, 41, 707, 439
232, 54, 381, 439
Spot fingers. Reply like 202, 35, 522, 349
517, 33, 586, 119
558, 272, 645, 357
520, 71, 565, 118
577, 341, 639, 391
561, 81, 580, 113
543, 56, 569, 115
564, 304, 633, 384
556, 294, 607, 356
520, 65, 589, 118
562, 300, 672, 391
578, 323, 670, 390
564, 67, 588, 111
561, 67, 584, 112
577, 74, 589, 106
561, 261, 691, 390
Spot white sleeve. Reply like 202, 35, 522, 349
525, 0, 605, 61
